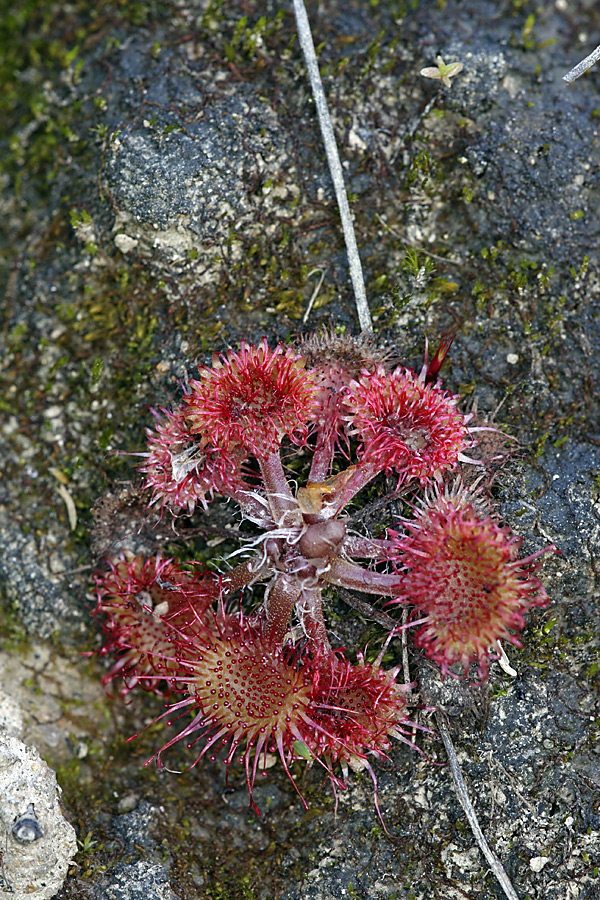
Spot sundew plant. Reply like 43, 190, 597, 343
94, 331, 552, 813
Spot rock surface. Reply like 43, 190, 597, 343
0, 731, 78, 900
0, 1, 599, 899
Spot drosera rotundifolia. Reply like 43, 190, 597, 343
93, 330, 555, 816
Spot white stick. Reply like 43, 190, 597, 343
563, 42, 600, 84
496, 640, 518, 678
436, 713, 520, 900
302, 267, 326, 324
291, 0, 373, 333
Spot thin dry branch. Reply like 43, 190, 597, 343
563, 42, 600, 83
291, 0, 372, 333
435, 711, 520, 900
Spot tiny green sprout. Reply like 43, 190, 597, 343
541, 617, 557, 636
420, 56, 463, 88
77, 830, 98, 855
91, 357, 104, 386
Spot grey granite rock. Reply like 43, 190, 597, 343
91, 803, 181, 900
102, 860, 180, 900
0, 507, 81, 641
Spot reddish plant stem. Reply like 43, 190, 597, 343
323, 557, 401, 597
342, 534, 393, 560
227, 487, 272, 524
263, 572, 302, 646
257, 451, 299, 522
297, 586, 332, 657
221, 559, 269, 596
308, 433, 336, 483
326, 462, 381, 517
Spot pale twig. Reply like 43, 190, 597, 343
401, 607, 411, 688
563, 42, 600, 84
291, 0, 372, 333
496, 640, 518, 678
302, 267, 326, 324
50, 467, 78, 531
435, 711, 520, 900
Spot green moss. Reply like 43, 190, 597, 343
0, 591, 32, 655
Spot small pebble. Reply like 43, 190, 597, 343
529, 856, 550, 872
